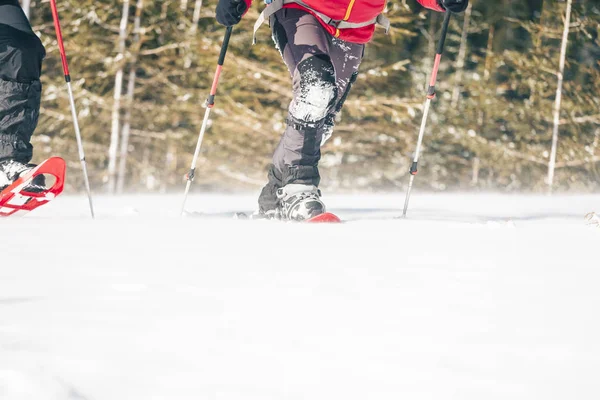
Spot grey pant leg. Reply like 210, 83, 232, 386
272, 9, 335, 185
258, 8, 364, 212
320, 37, 363, 143
0, 4, 46, 163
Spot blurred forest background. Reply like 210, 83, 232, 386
20, 0, 600, 194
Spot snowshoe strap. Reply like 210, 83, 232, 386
253, 0, 390, 44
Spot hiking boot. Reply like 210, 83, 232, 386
0, 159, 46, 193
276, 183, 325, 221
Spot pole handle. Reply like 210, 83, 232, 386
218, 26, 233, 66
207, 27, 233, 107
437, 11, 452, 56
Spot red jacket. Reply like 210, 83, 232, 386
244, 0, 444, 44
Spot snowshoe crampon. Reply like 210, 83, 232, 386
0, 157, 66, 217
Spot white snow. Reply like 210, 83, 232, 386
1, 192, 600, 400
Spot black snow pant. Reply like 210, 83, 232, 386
0, 0, 46, 163
258, 8, 364, 213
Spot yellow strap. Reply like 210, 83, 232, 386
343, 0, 357, 21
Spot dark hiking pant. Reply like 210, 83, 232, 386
0, 1, 46, 163
258, 8, 364, 212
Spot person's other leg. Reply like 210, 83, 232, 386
0, 2, 46, 164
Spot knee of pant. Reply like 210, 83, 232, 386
290, 55, 337, 124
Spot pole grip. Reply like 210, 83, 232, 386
437, 11, 452, 56
218, 26, 233, 66
207, 27, 233, 107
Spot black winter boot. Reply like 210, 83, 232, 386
276, 184, 325, 221
0, 159, 45, 192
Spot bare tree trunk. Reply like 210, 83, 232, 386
529, 1, 545, 106
180, 0, 189, 11
547, 0, 572, 193
478, 25, 494, 127
117, 0, 145, 194
451, 2, 472, 108
161, 140, 176, 193
486, 169, 494, 189
141, 142, 152, 189
21, 0, 31, 19
190, 0, 204, 38
483, 26, 494, 83
471, 157, 480, 186
107, 0, 131, 194
184, 0, 204, 69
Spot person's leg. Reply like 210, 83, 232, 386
0, 3, 46, 164
258, 8, 337, 215
319, 36, 364, 145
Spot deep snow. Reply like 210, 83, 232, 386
1, 192, 599, 400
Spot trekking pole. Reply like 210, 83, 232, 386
180, 26, 233, 216
50, 0, 95, 219
402, 11, 451, 218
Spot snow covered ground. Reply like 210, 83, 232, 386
1, 192, 599, 400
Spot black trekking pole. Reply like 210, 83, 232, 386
50, 0, 95, 219
180, 26, 233, 216
402, 11, 451, 218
